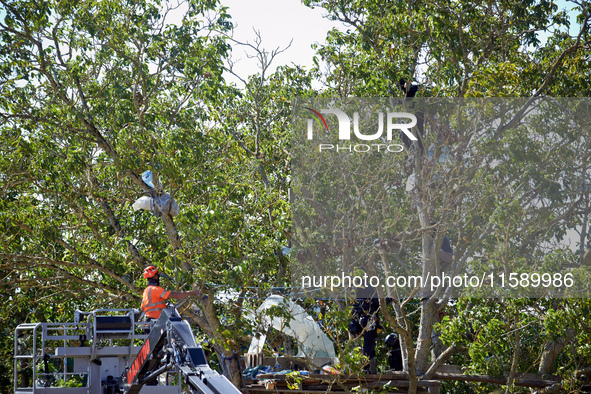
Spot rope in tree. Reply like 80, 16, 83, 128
221, 351, 242, 378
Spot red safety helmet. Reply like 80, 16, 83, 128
143, 266, 159, 279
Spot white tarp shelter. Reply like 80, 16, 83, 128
247, 295, 336, 359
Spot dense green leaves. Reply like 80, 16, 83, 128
301, 0, 591, 391
1, 0, 590, 391
0, 0, 300, 386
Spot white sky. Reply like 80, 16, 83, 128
219, 0, 345, 85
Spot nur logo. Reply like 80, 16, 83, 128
304, 107, 418, 152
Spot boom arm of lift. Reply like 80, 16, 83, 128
120, 308, 241, 394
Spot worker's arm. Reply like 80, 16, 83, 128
439, 236, 454, 264
168, 290, 199, 299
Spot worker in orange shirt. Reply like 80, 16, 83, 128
141, 266, 199, 386
142, 265, 199, 321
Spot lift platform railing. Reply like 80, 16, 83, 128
83, 309, 147, 362
14, 321, 91, 392
15, 307, 242, 393
14, 309, 150, 393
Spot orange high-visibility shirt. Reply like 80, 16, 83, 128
142, 285, 171, 319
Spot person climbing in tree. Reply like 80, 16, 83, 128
397, 77, 425, 154
347, 267, 386, 375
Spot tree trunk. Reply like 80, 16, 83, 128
392, 301, 410, 372
505, 314, 521, 391
415, 298, 437, 374
415, 228, 438, 374
538, 329, 575, 376
377, 291, 418, 393
216, 346, 244, 388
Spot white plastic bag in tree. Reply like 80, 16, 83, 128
132, 193, 179, 217
153, 193, 180, 216
132, 196, 153, 211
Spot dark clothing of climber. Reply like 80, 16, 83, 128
385, 333, 403, 371
439, 235, 454, 273
399, 78, 418, 98
353, 297, 381, 361
349, 281, 386, 374
398, 78, 425, 153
